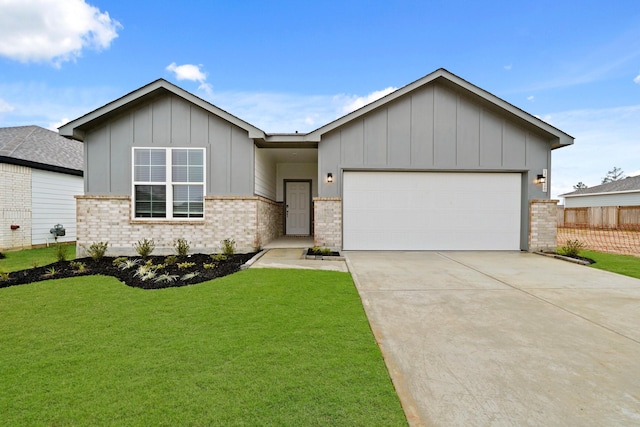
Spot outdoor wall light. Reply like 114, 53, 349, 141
536, 169, 548, 193
327, 173, 333, 183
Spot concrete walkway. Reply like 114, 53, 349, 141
345, 251, 640, 426
250, 248, 348, 272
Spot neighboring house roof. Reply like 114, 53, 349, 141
59, 79, 266, 141
0, 126, 83, 176
59, 68, 574, 150
561, 175, 640, 197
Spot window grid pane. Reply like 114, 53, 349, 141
135, 185, 166, 218
134, 148, 204, 219
173, 185, 204, 218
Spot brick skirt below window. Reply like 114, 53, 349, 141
75, 195, 283, 257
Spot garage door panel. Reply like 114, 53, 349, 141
343, 172, 521, 250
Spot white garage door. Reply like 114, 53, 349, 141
343, 172, 521, 250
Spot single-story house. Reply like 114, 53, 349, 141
0, 125, 83, 251
561, 175, 640, 207
59, 69, 573, 256
559, 175, 640, 228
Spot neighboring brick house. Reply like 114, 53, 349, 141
59, 69, 573, 256
0, 126, 83, 251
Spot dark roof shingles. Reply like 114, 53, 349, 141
0, 125, 83, 172
562, 175, 640, 196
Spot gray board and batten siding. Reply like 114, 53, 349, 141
317, 81, 554, 248
82, 93, 255, 197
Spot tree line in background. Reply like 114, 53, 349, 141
573, 166, 626, 190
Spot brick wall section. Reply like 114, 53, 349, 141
76, 195, 275, 257
0, 163, 32, 250
313, 197, 342, 250
529, 199, 558, 252
257, 197, 283, 248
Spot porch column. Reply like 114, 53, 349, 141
313, 197, 342, 250
529, 199, 558, 252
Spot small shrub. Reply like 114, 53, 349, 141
133, 238, 155, 258
177, 262, 196, 269
181, 272, 200, 281
54, 243, 68, 262
155, 274, 178, 284
164, 255, 178, 265
0, 270, 9, 281
221, 238, 236, 256
173, 238, 190, 256
70, 261, 86, 272
86, 241, 109, 260
203, 263, 216, 269
112, 257, 128, 267
46, 267, 56, 276
118, 259, 141, 270
561, 239, 585, 258
211, 253, 227, 262
321, 247, 332, 255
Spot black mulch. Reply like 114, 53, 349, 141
0, 253, 257, 290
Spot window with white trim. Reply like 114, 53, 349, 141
133, 148, 205, 219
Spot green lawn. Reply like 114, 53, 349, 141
0, 269, 406, 426
581, 250, 640, 280
0, 244, 76, 272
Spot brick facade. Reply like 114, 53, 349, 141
313, 197, 342, 250
257, 197, 283, 249
75, 195, 284, 257
529, 199, 558, 252
0, 163, 32, 251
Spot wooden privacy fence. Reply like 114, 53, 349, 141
557, 206, 640, 257
558, 206, 640, 229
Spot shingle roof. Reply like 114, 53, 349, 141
561, 175, 640, 197
0, 125, 83, 174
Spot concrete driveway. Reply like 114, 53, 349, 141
345, 251, 640, 426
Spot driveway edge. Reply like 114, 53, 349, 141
344, 254, 425, 427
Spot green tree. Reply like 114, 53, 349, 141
602, 166, 625, 184
573, 182, 588, 190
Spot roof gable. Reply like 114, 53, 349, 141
305, 69, 574, 149
0, 125, 83, 174
59, 79, 266, 141
562, 175, 640, 197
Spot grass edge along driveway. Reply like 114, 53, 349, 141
0, 269, 407, 426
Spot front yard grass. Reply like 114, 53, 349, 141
0, 244, 76, 272
581, 250, 640, 280
0, 269, 406, 426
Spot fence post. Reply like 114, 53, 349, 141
529, 199, 558, 252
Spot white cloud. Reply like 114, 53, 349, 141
166, 63, 213, 96
504, 64, 513, 71
0, 98, 14, 113
48, 117, 70, 131
166, 63, 207, 82
634, 73, 640, 84
340, 87, 397, 115
527, 95, 535, 102
0, 0, 121, 66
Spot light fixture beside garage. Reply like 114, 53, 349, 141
536, 169, 548, 193
327, 173, 333, 183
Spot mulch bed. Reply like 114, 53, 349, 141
0, 253, 257, 290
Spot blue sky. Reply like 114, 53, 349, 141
1, 0, 639, 198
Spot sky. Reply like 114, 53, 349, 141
0, 0, 639, 199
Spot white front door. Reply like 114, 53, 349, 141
285, 181, 311, 235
